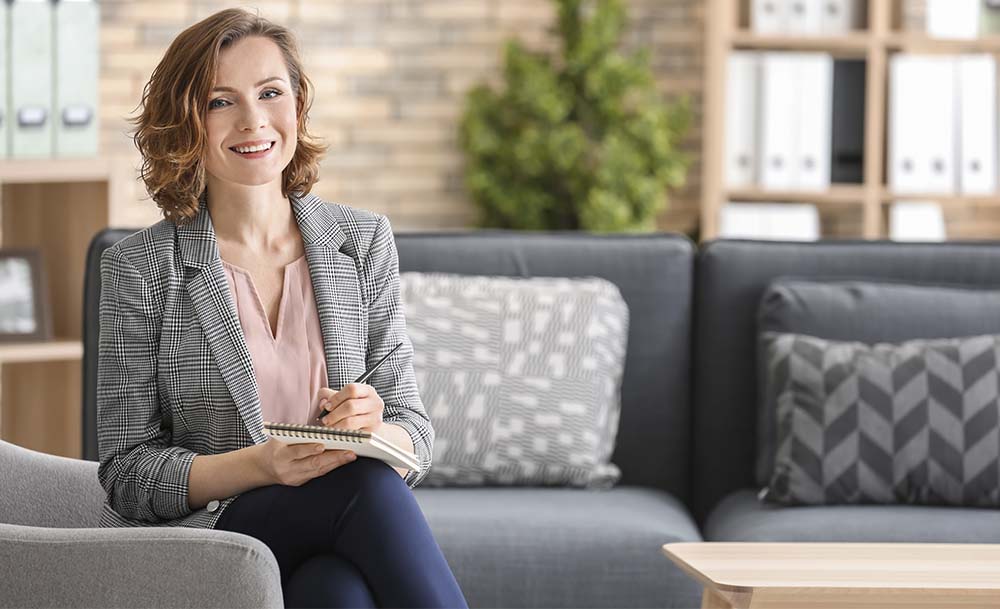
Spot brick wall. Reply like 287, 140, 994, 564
98, 0, 703, 234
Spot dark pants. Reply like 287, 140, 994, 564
213, 457, 468, 609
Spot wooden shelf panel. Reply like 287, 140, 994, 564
886, 35, 1000, 54
0, 158, 112, 184
727, 186, 866, 205
881, 191, 1000, 206
730, 31, 870, 55
0, 340, 83, 363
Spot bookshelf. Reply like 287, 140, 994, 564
702, 0, 1000, 240
0, 156, 157, 458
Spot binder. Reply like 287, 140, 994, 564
794, 53, 833, 190
819, 0, 863, 34
786, 0, 822, 34
957, 55, 997, 195
760, 53, 798, 189
830, 59, 865, 183
0, 1, 7, 158
926, 0, 980, 39
889, 55, 957, 195
725, 52, 760, 189
720, 202, 820, 241
982, 0, 1000, 35
54, 0, 99, 157
9, 0, 52, 158
752, 0, 788, 34
889, 202, 947, 241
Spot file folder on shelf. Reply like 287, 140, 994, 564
830, 59, 865, 183
819, 0, 863, 34
54, 0, 99, 157
720, 203, 820, 241
9, 0, 52, 158
752, 0, 788, 34
957, 55, 997, 195
889, 202, 947, 242
760, 53, 798, 190
725, 52, 760, 189
926, 0, 979, 40
786, 0, 822, 35
889, 55, 957, 195
794, 54, 833, 190
0, 0, 7, 158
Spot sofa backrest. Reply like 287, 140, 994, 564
84, 229, 696, 503
692, 239, 1000, 521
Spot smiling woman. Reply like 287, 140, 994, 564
100, 7, 467, 609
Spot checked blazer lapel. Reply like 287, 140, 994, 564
177, 193, 364, 443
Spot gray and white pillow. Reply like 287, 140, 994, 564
400, 272, 629, 488
762, 331, 1000, 507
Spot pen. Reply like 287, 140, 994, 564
316, 341, 404, 422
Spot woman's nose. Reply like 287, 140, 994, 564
238, 104, 266, 131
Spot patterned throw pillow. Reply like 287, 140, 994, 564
761, 331, 1000, 507
399, 273, 629, 487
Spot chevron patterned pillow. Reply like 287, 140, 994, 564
400, 273, 629, 487
761, 331, 1000, 506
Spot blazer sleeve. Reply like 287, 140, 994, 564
362, 215, 434, 487
96, 245, 198, 522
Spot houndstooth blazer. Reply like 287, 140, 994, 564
96, 193, 433, 529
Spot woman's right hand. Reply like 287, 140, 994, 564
254, 437, 356, 486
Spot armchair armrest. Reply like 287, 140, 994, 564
0, 523, 282, 608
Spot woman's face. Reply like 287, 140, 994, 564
204, 36, 298, 189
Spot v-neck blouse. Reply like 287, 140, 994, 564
220, 255, 329, 425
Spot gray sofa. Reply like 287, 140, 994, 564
2, 231, 1000, 608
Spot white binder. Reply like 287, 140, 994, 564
752, 0, 788, 34
725, 52, 760, 189
10, 0, 52, 158
760, 53, 798, 190
0, 1, 7, 158
786, 0, 822, 34
793, 54, 833, 190
957, 55, 997, 194
819, 0, 863, 34
55, 0, 100, 157
889, 202, 946, 241
720, 203, 820, 241
926, 0, 980, 39
889, 55, 957, 195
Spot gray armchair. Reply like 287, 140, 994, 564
0, 438, 283, 608
0, 228, 283, 608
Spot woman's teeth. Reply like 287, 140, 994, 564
233, 142, 273, 154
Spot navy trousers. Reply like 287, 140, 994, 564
213, 456, 468, 609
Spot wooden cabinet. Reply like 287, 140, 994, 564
0, 157, 158, 458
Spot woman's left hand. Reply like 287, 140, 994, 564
316, 384, 384, 432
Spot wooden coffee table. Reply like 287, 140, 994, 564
662, 542, 1000, 609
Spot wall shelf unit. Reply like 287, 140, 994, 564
0, 156, 156, 459
702, 0, 1000, 241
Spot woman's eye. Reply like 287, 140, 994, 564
208, 98, 228, 110
261, 88, 281, 99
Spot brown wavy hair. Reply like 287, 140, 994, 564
130, 8, 327, 225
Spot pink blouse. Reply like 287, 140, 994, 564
221, 255, 328, 425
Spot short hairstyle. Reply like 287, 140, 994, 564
130, 8, 327, 225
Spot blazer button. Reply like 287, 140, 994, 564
207, 500, 220, 512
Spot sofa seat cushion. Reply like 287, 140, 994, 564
414, 486, 703, 609
706, 489, 1000, 542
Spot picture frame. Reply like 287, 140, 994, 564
0, 248, 52, 343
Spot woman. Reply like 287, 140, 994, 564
96, 8, 467, 609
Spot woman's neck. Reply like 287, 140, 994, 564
205, 181, 298, 254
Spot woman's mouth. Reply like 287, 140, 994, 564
229, 141, 275, 159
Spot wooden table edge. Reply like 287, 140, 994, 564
661, 543, 754, 596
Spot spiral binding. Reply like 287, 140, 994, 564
264, 421, 367, 443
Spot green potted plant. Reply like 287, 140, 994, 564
459, 0, 691, 232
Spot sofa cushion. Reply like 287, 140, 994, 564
706, 489, 1000, 542
401, 272, 629, 487
761, 331, 1000, 507
755, 279, 1000, 487
414, 487, 703, 609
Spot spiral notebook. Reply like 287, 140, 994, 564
263, 422, 421, 472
